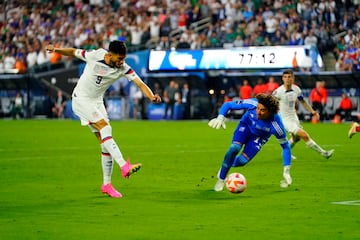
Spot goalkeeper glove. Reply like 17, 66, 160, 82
280, 165, 292, 188
208, 115, 226, 130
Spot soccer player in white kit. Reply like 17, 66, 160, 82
272, 69, 334, 159
46, 41, 161, 198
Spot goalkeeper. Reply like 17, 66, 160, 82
209, 93, 292, 191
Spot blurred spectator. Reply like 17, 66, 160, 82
333, 36, 346, 60
37, 42, 51, 66
52, 90, 67, 118
265, 14, 278, 40
26, 44, 38, 69
233, 35, 244, 47
239, 79, 253, 99
178, 8, 189, 31
344, 29, 355, 45
299, 48, 313, 72
346, 41, 358, 61
163, 80, 179, 120
187, 4, 202, 28
242, 5, 254, 23
208, 31, 221, 48
181, 82, 191, 119
253, 78, 267, 96
338, 52, 354, 71
333, 92, 353, 122
177, 37, 191, 49
0, 0, 358, 76
129, 24, 143, 51
3, 51, 16, 72
224, 86, 237, 102
11, 92, 23, 119
159, 9, 171, 36
156, 35, 171, 50
317, 24, 332, 54
310, 80, 328, 121
304, 30, 318, 47
153, 82, 164, 101
149, 17, 161, 43
265, 76, 279, 94
180, 29, 198, 45
129, 82, 143, 119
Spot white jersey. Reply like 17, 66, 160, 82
72, 48, 138, 100
272, 84, 305, 134
273, 84, 304, 119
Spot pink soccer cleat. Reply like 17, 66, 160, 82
101, 183, 122, 198
121, 159, 142, 178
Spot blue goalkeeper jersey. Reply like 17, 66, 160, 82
218, 98, 291, 166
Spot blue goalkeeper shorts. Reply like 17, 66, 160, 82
232, 122, 268, 161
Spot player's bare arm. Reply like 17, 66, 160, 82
46, 45, 76, 57
300, 99, 319, 119
133, 77, 161, 103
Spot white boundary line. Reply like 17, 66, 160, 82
331, 200, 360, 206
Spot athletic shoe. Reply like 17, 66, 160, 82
322, 149, 334, 159
214, 179, 225, 192
291, 155, 297, 160
101, 183, 122, 198
348, 122, 359, 139
121, 159, 142, 178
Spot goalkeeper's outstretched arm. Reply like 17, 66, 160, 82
209, 99, 255, 130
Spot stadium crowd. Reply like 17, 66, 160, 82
0, 0, 360, 74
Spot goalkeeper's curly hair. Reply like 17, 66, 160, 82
256, 93, 279, 115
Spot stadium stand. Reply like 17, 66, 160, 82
1, 0, 360, 120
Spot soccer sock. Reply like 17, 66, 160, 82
101, 145, 113, 185
100, 125, 126, 167
289, 137, 297, 148
233, 154, 249, 167
219, 144, 241, 180
306, 139, 326, 154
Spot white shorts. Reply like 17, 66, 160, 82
282, 115, 302, 135
72, 97, 109, 128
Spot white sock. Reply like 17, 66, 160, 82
100, 125, 126, 167
306, 139, 325, 154
101, 145, 113, 185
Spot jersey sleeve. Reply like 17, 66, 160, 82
74, 49, 87, 61
123, 63, 139, 81
272, 88, 280, 98
74, 48, 104, 62
218, 98, 257, 116
295, 85, 305, 101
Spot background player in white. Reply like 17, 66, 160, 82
46, 41, 161, 198
272, 69, 334, 159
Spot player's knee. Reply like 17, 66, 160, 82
228, 143, 241, 155
99, 125, 113, 141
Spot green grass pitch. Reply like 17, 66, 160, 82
0, 119, 359, 239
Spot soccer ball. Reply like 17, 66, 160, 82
225, 172, 247, 193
